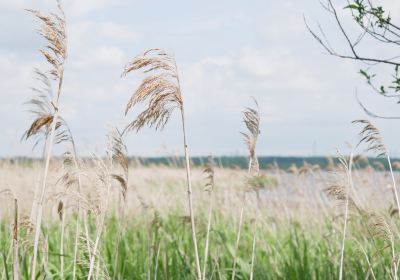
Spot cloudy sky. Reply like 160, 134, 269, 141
1, 0, 399, 157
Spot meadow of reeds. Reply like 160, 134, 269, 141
2, 160, 400, 279
1, 1, 400, 279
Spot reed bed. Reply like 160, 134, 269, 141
2, 1, 400, 279
1, 163, 400, 279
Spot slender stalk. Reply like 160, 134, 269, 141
72, 208, 80, 280
72, 155, 83, 280
147, 212, 152, 280
202, 192, 213, 280
95, 249, 100, 280
249, 221, 257, 280
248, 158, 253, 174
29, 184, 39, 226
29, 136, 49, 226
387, 155, 400, 219
354, 239, 377, 280
231, 194, 245, 280
60, 207, 65, 280
339, 153, 353, 280
12, 199, 19, 280
180, 107, 202, 280
392, 240, 398, 280
88, 225, 103, 279
113, 194, 127, 280
154, 240, 161, 280
214, 253, 223, 280
387, 156, 399, 280
31, 107, 59, 280
42, 233, 50, 279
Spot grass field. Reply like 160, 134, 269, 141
1, 162, 399, 279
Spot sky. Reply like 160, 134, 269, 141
1, 0, 400, 157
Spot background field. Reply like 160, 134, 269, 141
1, 160, 399, 279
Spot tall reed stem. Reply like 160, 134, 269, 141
387, 156, 400, 219
231, 193, 245, 280
31, 106, 60, 280
339, 153, 353, 280
249, 220, 257, 280
72, 155, 83, 280
180, 107, 202, 280
60, 205, 65, 280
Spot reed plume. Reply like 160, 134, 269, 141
22, 69, 72, 152
122, 48, 202, 279
352, 120, 400, 219
240, 98, 261, 175
352, 120, 386, 157
122, 48, 182, 133
26, 1, 68, 279
232, 98, 261, 280
324, 184, 359, 213
108, 128, 129, 200
23, 69, 73, 235
366, 212, 397, 279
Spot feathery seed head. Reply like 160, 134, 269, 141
27, 0, 67, 84
107, 128, 129, 199
122, 49, 183, 133
352, 119, 387, 157
241, 98, 261, 174
203, 155, 215, 193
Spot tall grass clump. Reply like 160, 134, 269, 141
24, 2, 68, 279
325, 152, 355, 280
121, 48, 202, 279
232, 98, 260, 280
353, 119, 400, 217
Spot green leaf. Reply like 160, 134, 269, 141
344, 4, 359, 10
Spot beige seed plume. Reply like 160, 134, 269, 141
324, 184, 359, 212
352, 119, 387, 157
56, 152, 78, 189
23, 69, 72, 148
26, 0, 67, 84
107, 128, 129, 199
203, 155, 215, 193
25, 114, 54, 139
241, 98, 261, 174
122, 48, 183, 133
23, 0, 70, 147
366, 212, 394, 250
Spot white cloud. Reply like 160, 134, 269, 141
70, 46, 126, 70
181, 47, 323, 122
66, 0, 121, 17
98, 22, 141, 41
